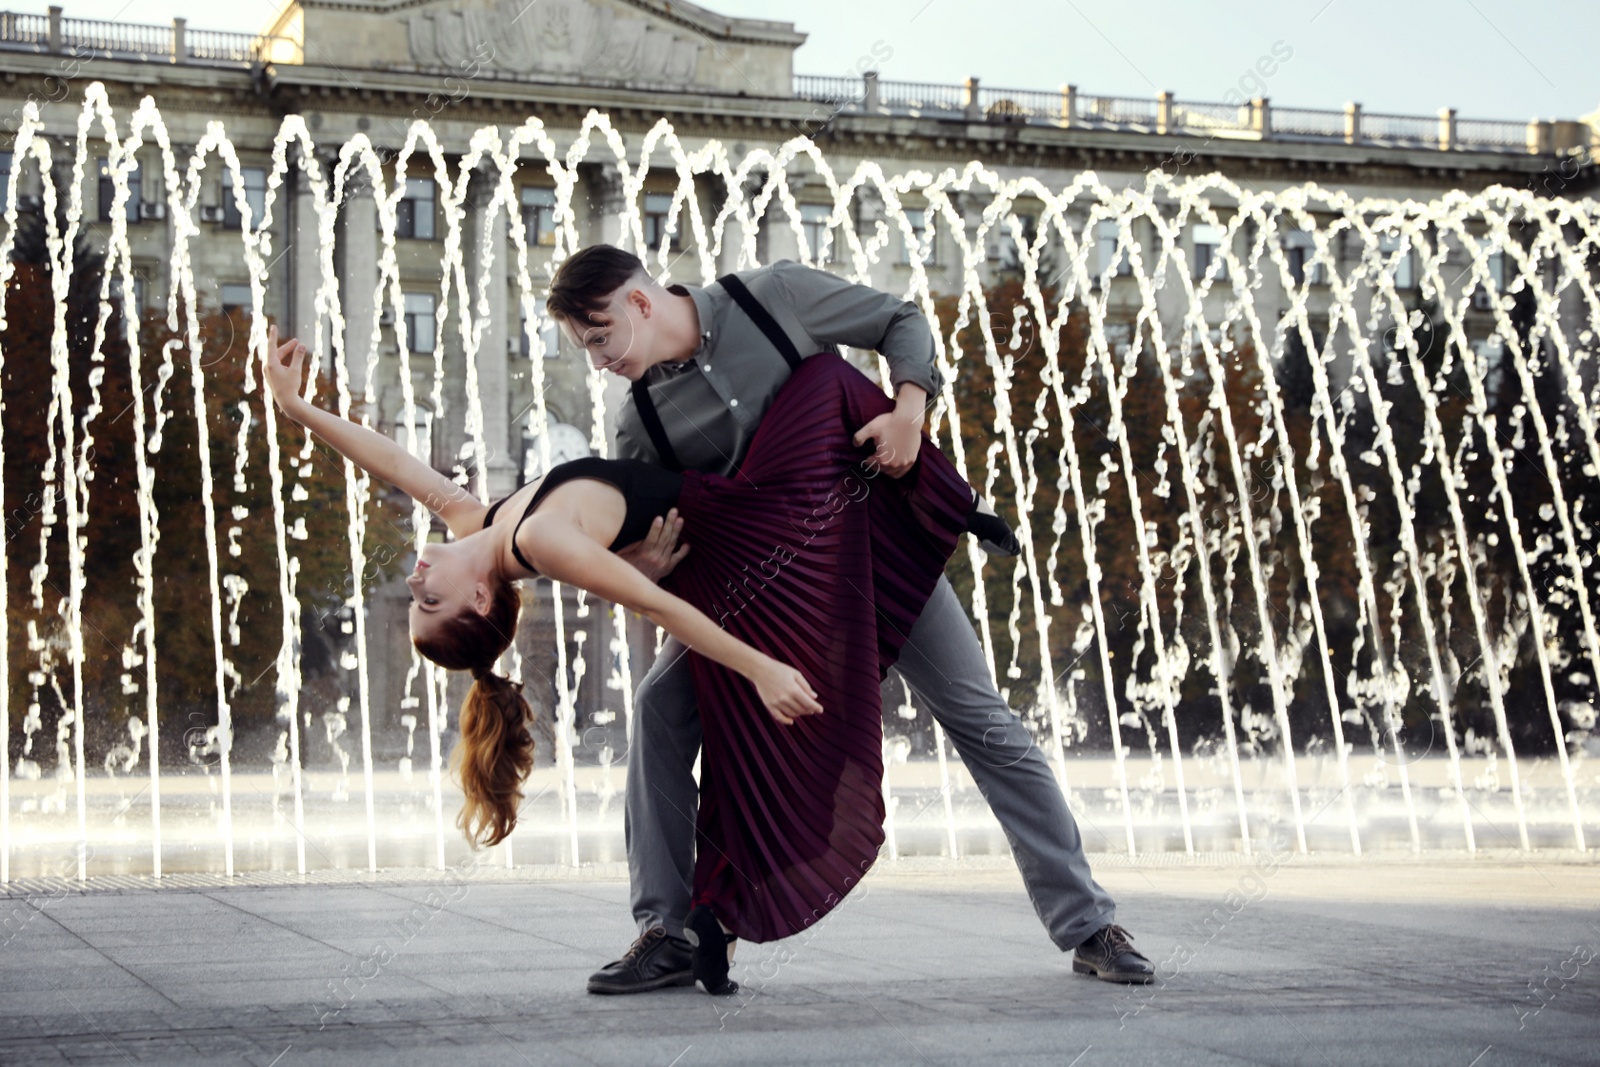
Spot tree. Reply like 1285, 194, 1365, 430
3, 210, 411, 775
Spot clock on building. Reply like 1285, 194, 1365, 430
522, 421, 591, 481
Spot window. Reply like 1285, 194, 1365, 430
396, 178, 436, 240
520, 301, 560, 359
1378, 232, 1415, 290
642, 192, 681, 252
404, 407, 435, 464
0, 151, 11, 208
1191, 223, 1227, 281
403, 292, 436, 354
522, 186, 557, 247
992, 213, 1036, 272
799, 203, 839, 264
1095, 219, 1131, 279
899, 208, 938, 266
1284, 229, 1325, 286
220, 283, 253, 314
1473, 336, 1506, 400
222, 167, 267, 231
109, 272, 148, 317
1104, 321, 1133, 358
97, 156, 140, 224
1472, 248, 1506, 312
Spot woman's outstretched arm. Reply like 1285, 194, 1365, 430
522, 512, 823, 725
264, 326, 487, 538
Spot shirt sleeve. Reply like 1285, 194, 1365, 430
767, 259, 944, 397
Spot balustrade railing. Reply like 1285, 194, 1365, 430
0, 8, 1580, 157
0, 9, 284, 68
794, 73, 1578, 157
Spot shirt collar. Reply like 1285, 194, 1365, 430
664, 281, 718, 369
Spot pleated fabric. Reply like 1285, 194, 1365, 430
664, 352, 974, 943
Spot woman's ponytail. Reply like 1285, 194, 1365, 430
411, 576, 533, 849
452, 665, 535, 849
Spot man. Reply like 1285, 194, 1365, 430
545, 244, 1153, 991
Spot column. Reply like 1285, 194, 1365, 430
723, 169, 765, 272
289, 151, 326, 360
1252, 96, 1272, 139
761, 165, 804, 265
583, 161, 626, 248
338, 166, 379, 402
853, 183, 889, 289
705, 173, 743, 276
582, 162, 630, 453
863, 71, 881, 113
963, 76, 982, 121
467, 164, 516, 499
1345, 102, 1363, 145
952, 187, 990, 286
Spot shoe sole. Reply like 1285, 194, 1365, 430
1072, 958, 1155, 984
586, 971, 696, 995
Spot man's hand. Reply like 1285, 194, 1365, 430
853, 383, 927, 478
615, 507, 689, 582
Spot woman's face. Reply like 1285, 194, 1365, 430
406, 538, 490, 641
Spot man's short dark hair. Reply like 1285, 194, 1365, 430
546, 244, 647, 326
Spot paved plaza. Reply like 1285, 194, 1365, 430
0, 852, 1596, 1066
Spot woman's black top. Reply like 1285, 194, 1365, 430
481, 457, 684, 575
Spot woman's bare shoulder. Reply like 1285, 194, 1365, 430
512, 477, 627, 562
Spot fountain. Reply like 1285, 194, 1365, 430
0, 83, 1596, 883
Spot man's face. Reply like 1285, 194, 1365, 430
558, 283, 653, 380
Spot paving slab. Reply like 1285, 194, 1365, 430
0, 855, 1595, 1066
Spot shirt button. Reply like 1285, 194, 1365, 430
729, 398, 739, 408
703, 363, 712, 372
701, 330, 711, 340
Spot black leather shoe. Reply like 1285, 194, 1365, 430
1072, 923, 1155, 984
586, 927, 695, 994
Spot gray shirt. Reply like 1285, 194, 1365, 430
613, 260, 943, 478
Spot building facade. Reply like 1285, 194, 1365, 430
0, 0, 1593, 766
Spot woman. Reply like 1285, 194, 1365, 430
263, 323, 1017, 995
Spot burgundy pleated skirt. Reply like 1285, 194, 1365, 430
663, 351, 974, 943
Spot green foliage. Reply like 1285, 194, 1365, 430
935, 275, 1596, 758
3, 214, 411, 772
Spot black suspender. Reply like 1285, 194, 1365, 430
717, 273, 804, 372
628, 271, 801, 471
630, 377, 684, 473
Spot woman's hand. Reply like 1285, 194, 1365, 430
264, 324, 310, 423
751, 656, 823, 726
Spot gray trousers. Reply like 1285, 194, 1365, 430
623, 574, 1117, 950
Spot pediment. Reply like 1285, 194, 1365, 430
294, 0, 802, 94
411, 0, 707, 86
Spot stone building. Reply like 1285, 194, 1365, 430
0, 0, 1592, 765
